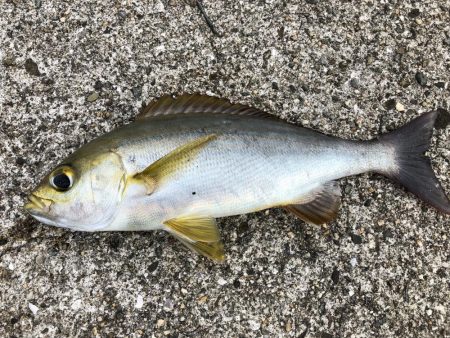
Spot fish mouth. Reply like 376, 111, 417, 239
24, 193, 53, 216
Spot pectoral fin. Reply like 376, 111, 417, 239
133, 134, 217, 194
285, 181, 341, 225
164, 216, 224, 262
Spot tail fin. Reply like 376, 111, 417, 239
378, 111, 450, 214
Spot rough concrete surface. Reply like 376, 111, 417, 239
1, 0, 450, 337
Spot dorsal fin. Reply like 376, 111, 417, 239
137, 94, 275, 120
284, 181, 341, 225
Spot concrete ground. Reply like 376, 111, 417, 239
1, 0, 449, 337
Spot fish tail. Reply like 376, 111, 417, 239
377, 111, 450, 214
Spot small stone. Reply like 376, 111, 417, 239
156, 319, 165, 328
197, 295, 208, 304
94, 80, 103, 91
148, 261, 159, 273
135, 295, 144, 309
271, 82, 279, 90
435, 108, 450, 130
349, 78, 359, 89
383, 98, 396, 110
397, 46, 406, 55
434, 82, 445, 89
408, 8, 420, 18
87, 92, 99, 102
71, 299, 82, 310
415, 72, 427, 86
96, 111, 111, 119
2, 56, 16, 67
399, 77, 410, 88
117, 10, 127, 20
15, 157, 26, 166
35, 255, 45, 265
132, 86, 142, 99
25, 58, 40, 76
163, 299, 174, 312
331, 268, 340, 284
350, 257, 357, 267
153, 0, 165, 12
435, 304, 446, 315
321, 333, 333, 338
108, 234, 122, 250
285, 320, 292, 332
351, 234, 363, 244
41, 77, 54, 86
395, 102, 405, 112
248, 320, 261, 331
0, 238, 7, 246
28, 303, 39, 315
383, 229, 394, 239
217, 277, 227, 286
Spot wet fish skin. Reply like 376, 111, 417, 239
99, 114, 391, 230
24, 95, 450, 261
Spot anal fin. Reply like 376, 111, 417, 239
164, 216, 224, 262
285, 181, 341, 225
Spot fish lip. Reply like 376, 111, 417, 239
24, 193, 53, 215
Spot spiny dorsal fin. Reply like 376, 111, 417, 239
285, 181, 341, 225
164, 216, 224, 262
133, 134, 217, 194
137, 94, 274, 120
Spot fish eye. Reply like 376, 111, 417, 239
49, 166, 75, 191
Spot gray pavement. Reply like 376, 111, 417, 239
0, 1, 449, 337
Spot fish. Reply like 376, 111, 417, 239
25, 94, 450, 261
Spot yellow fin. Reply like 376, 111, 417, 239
177, 238, 224, 262
165, 216, 220, 242
133, 134, 217, 193
164, 216, 224, 262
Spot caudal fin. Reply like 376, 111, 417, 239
379, 111, 450, 214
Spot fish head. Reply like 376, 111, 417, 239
25, 151, 126, 231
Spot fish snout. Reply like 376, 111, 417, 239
24, 193, 53, 215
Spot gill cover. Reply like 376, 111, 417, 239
28, 151, 126, 231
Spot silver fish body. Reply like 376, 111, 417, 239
25, 95, 450, 260
98, 114, 391, 230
